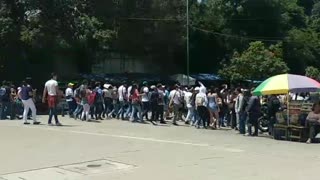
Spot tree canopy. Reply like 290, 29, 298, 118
1, 0, 320, 81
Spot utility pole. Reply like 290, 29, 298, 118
186, 0, 190, 86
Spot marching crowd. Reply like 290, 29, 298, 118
0, 73, 275, 136
63, 79, 268, 136
2, 73, 320, 143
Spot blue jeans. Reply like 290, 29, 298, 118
0, 101, 11, 120
186, 106, 195, 122
117, 101, 127, 119
73, 104, 83, 118
239, 112, 247, 134
131, 103, 142, 121
67, 100, 76, 117
48, 106, 59, 124
126, 102, 132, 118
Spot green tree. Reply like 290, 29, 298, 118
219, 41, 289, 81
305, 66, 320, 80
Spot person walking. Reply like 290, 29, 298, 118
130, 84, 143, 123
80, 85, 91, 121
156, 84, 166, 124
140, 81, 150, 121
169, 84, 182, 126
195, 85, 209, 128
42, 73, 62, 126
65, 83, 76, 118
117, 82, 127, 120
19, 81, 40, 125
102, 84, 113, 119
207, 87, 220, 128
235, 88, 247, 134
245, 88, 261, 136
184, 87, 194, 125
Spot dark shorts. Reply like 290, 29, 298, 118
48, 95, 57, 108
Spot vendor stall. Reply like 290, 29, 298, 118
253, 74, 320, 142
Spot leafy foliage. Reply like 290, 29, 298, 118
219, 41, 289, 81
1, 0, 320, 81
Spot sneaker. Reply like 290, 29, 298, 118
23, 122, 30, 125
160, 120, 166, 124
48, 123, 54, 126
173, 122, 179, 126
33, 121, 41, 125
56, 123, 62, 126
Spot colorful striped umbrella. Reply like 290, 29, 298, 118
253, 74, 320, 96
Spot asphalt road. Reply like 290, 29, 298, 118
0, 116, 319, 180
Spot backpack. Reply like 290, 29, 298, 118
95, 89, 103, 103
196, 95, 205, 107
88, 91, 97, 105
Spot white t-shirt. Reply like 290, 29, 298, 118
141, 87, 149, 102
65, 88, 73, 97
169, 89, 182, 105
118, 85, 127, 102
45, 79, 58, 96
184, 91, 193, 108
127, 86, 132, 99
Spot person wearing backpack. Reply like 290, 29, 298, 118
195, 85, 208, 128
0, 81, 12, 120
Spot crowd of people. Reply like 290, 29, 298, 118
61, 79, 269, 136
1, 73, 320, 143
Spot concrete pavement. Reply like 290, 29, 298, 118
0, 116, 320, 180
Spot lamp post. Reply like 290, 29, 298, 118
186, 0, 190, 86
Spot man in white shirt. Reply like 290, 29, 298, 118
169, 84, 182, 125
184, 87, 194, 124
117, 82, 127, 120
42, 73, 61, 126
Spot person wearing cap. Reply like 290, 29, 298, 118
66, 82, 76, 118
140, 81, 150, 121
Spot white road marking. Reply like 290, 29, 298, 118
23, 126, 244, 153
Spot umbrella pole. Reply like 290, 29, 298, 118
287, 93, 290, 126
